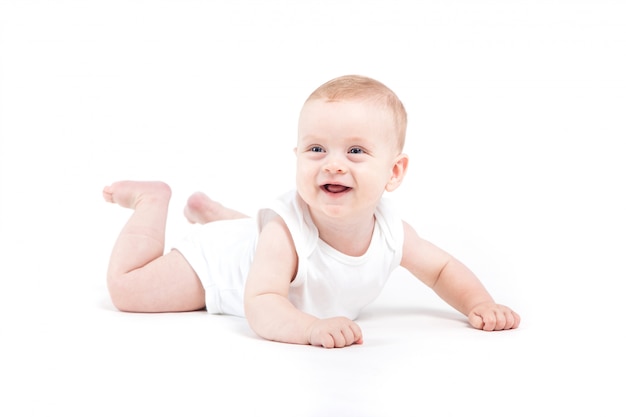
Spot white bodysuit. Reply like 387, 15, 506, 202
173, 190, 405, 319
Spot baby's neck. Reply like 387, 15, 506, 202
313, 214, 376, 257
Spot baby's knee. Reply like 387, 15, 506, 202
107, 273, 139, 312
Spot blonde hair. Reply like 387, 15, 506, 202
305, 75, 407, 150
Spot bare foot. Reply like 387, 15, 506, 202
103, 181, 172, 209
184, 191, 248, 224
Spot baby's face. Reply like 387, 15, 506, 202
295, 98, 404, 222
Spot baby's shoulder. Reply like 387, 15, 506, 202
255, 214, 299, 268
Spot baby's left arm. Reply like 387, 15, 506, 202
400, 222, 520, 331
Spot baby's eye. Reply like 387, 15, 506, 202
310, 146, 324, 153
348, 147, 364, 154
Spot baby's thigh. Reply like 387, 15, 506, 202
113, 250, 205, 313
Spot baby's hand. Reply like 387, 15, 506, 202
307, 317, 363, 348
468, 303, 521, 331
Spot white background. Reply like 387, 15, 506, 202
1, 1, 625, 416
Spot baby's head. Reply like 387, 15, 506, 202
302, 75, 407, 152
295, 75, 410, 218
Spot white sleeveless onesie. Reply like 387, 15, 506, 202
173, 190, 404, 319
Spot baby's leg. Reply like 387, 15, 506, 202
184, 191, 248, 224
103, 181, 205, 312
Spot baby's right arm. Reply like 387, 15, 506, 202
243, 216, 362, 348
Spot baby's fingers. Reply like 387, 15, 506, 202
346, 321, 363, 346
350, 323, 364, 346
310, 318, 363, 348
468, 311, 489, 330
469, 305, 521, 331
325, 323, 362, 348
506, 309, 521, 330
326, 328, 349, 348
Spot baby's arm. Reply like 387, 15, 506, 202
401, 222, 520, 331
243, 216, 362, 348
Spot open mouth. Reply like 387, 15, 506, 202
322, 184, 352, 194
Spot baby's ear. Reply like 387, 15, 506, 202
293, 147, 298, 156
386, 154, 409, 192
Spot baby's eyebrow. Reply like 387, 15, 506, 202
299, 134, 322, 143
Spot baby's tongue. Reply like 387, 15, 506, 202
326, 184, 349, 193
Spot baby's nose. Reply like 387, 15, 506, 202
323, 157, 347, 174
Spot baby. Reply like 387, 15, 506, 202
103, 75, 520, 348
